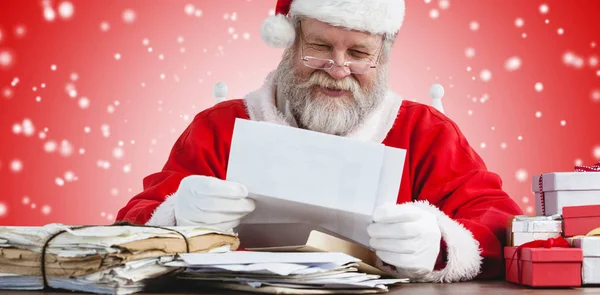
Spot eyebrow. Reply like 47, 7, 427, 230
306, 35, 376, 52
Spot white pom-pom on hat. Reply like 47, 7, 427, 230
261, 14, 296, 48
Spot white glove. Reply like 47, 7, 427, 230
174, 175, 255, 231
367, 203, 442, 279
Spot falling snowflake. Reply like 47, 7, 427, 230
500, 142, 507, 149
79, 148, 85, 155
518, 135, 523, 141
522, 33, 527, 38
22, 196, 30, 205
243, 33, 250, 40
78, 97, 90, 109
107, 105, 115, 114
522, 197, 529, 204
114, 53, 121, 60
429, 9, 440, 19
479, 69, 492, 82
101, 124, 110, 137
43, 5, 56, 21
41, 205, 51, 215
575, 158, 583, 166
31, 204, 36, 209
50, 64, 57, 71
195, 9, 202, 17
231, 12, 238, 21
539, 4, 549, 14
515, 169, 528, 182
535, 111, 542, 118
70, 72, 79, 81
560, 120, 567, 126
515, 18, 524, 28
14, 25, 26, 38
563, 51, 584, 68
557, 28, 564, 35
122, 9, 136, 23
505, 56, 522, 71
592, 89, 600, 102
55, 178, 65, 186
84, 126, 91, 133
0, 203, 6, 217
113, 147, 124, 159
469, 21, 479, 31
100, 21, 110, 32
594, 146, 600, 159
589, 56, 599, 67
58, 1, 74, 19
0, 50, 14, 68
438, 0, 450, 10
184, 4, 195, 16
64, 171, 76, 182
465, 47, 475, 58
111, 188, 119, 196
12, 124, 22, 134
59, 140, 74, 157
10, 159, 22, 172
535, 82, 544, 92
526, 206, 533, 214
44, 140, 57, 153
480, 143, 486, 149
123, 164, 132, 173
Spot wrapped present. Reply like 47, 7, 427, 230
506, 215, 562, 246
533, 162, 600, 216
562, 205, 600, 237
568, 228, 600, 285
504, 237, 583, 287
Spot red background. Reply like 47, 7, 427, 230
1, 0, 599, 226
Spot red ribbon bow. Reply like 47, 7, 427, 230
507, 237, 571, 284
539, 162, 600, 216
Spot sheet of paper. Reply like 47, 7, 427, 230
226, 119, 406, 246
179, 252, 359, 266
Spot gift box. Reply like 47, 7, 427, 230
568, 228, 600, 285
506, 215, 562, 246
562, 205, 600, 237
504, 242, 583, 287
533, 170, 600, 216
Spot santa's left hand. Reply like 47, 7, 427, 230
367, 203, 442, 279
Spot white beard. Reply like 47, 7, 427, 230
275, 52, 388, 136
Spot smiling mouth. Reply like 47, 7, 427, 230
318, 86, 349, 97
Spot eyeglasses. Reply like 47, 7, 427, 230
298, 22, 381, 75
301, 56, 377, 75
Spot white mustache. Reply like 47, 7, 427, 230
298, 72, 360, 93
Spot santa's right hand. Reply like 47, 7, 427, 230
174, 175, 255, 231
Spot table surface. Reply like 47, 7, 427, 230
11, 281, 600, 295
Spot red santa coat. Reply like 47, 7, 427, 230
116, 73, 523, 283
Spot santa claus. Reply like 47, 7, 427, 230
116, 0, 523, 283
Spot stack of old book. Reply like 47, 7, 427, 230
0, 223, 239, 294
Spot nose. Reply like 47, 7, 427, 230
326, 54, 351, 80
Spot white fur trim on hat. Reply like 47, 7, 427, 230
261, 0, 405, 48
261, 14, 296, 48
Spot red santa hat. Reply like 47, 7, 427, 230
260, 0, 406, 48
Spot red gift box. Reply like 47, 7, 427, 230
562, 205, 600, 237
504, 246, 583, 287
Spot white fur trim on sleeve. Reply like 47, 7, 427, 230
145, 194, 177, 226
376, 200, 483, 283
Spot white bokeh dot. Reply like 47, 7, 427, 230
557, 28, 564, 35
0, 203, 6, 217
438, 0, 450, 9
79, 97, 90, 109
114, 53, 121, 60
575, 158, 584, 166
594, 146, 600, 160
10, 159, 22, 172
535, 111, 542, 118
480, 69, 492, 82
429, 9, 440, 19
560, 120, 567, 126
526, 206, 533, 214
122, 9, 136, 23
465, 47, 476, 58
505, 56, 521, 71
480, 143, 486, 149
501, 142, 507, 149
469, 21, 479, 31
22, 196, 30, 205
515, 18, 524, 28
100, 21, 110, 32
184, 4, 195, 15
55, 177, 65, 186
518, 135, 523, 141
591, 90, 600, 102
539, 4, 549, 14
516, 169, 528, 182
44, 140, 57, 153
113, 147, 124, 159
522, 197, 529, 204
58, 1, 74, 19
42, 205, 51, 215
535, 82, 544, 92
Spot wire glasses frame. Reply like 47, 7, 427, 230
299, 24, 382, 75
